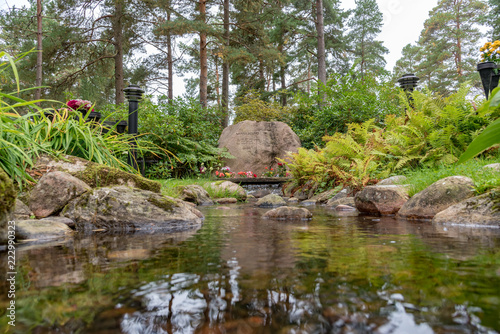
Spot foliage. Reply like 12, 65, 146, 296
291, 72, 401, 148
285, 83, 495, 193
158, 178, 244, 199
0, 52, 163, 188
137, 97, 232, 178
233, 90, 293, 123
458, 87, 500, 163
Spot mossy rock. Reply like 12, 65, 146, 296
32, 154, 161, 193
0, 168, 16, 243
74, 162, 161, 193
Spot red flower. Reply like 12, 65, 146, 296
253, 174, 257, 177
265, 167, 268, 169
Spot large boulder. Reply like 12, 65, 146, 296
29, 171, 91, 218
31, 154, 161, 193
218, 120, 301, 176
355, 185, 409, 215
262, 206, 312, 220
256, 194, 287, 208
208, 181, 247, 201
62, 186, 204, 233
16, 219, 74, 241
432, 189, 500, 226
177, 184, 214, 206
0, 168, 16, 243
398, 176, 475, 220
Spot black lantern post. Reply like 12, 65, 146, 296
477, 62, 498, 99
124, 84, 144, 171
398, 73, 420, 108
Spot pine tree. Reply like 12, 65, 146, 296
347, 0, 388, 80
488, 0, 500, 39
416, 0, 488, 95
392, 43, 421, 82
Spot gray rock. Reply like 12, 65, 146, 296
251, 189, 271, 198
326, 188, 350, 206
209, 181, 247, 201
287, 197, 299, 203
16, 219, 73, 241
255, 194, 286, 207
33, 154, 161, 193
355, 185, 409, 215
398, 176, 475, 220
262, 206, 312, 220
326, 197, 356, 209
335, 204, 357, 212
483, 163, 500, 172
218, 120, 300, 176
29, 171, 91, 218
432, 190, 500, 226
0, 167, 16, 243
301, 200, 317, 206
40, 216, 76, 228
309, 188, 339, 204
14, 199, 32, 220
378, 175, 407, 185
177, 184, 214, 206
215, 198, 238, 204
62, 186, 203, 233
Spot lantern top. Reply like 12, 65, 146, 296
124, 85, 144, 101
398, 73, 420, 90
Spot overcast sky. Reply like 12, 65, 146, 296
1, 0, 439, 96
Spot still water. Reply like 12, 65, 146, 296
1, 204, 500, 333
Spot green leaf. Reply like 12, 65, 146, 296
458, 117, 500, 163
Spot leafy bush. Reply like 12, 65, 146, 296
290, 72, 401, 148
135, 97, 232, 178
233, 90, 293, 123
285, 83, 496, 194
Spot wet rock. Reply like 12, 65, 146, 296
40, 216, 76, 229
355, 185, 409, 215
432, 189, 500, 226
378, 175, 407, 185
29, 171, 91, 218
177, 184, 214, 206
398, 176, 474, 220
287, 197, 299, 203
62, 186, 203, 233
262, 206, 312, 220
255, 194, 286, 208
251, 189, 270, 198
302, 199, 317, 206
326, 197, 355, 209
309, 188, 340, 204
16, 219, 73, 241
218, 120, 300, 176
209, 181, 247, 201
14, 199, 32, 220
336, 204, 357, 212
325, 188, 350, 206
215, 198, 238, 204
0, 167, 16, 243
32, 154, 161, 193
483, 163, 500, 172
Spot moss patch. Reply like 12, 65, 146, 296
0, 167, 16, 215
74, 162, 161, 193
147, 195, 176, 212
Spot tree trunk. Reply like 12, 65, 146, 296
35, 0, 43, 102
222, 0, 230, 127
315, 0, 327, 105
455, 0, 463, 77
113, 0, 125, 105
199, 0, 208, 108
167, 8, 173, 103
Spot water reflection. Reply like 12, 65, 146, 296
1, 204, 499, 333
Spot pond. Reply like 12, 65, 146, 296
1, 203, 500, 333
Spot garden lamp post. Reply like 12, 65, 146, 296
398, 73, 419, 108
124, 84, 144, 172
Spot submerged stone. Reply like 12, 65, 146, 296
262, 206, 312, 220
256, 194, 286, 207
16, 219, 73, 241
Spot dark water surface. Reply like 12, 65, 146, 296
1, 204, 500, 333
